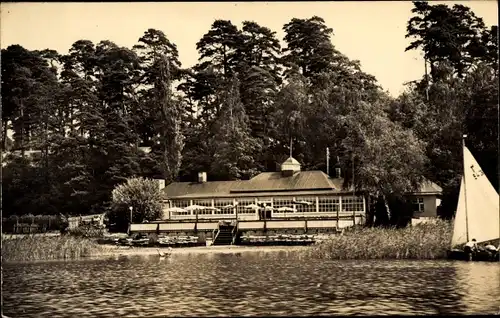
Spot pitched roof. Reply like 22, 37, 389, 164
168, 189, 342, 199
163, 171, 347, 199
162, 171, 443, 200
164, 180, 242, 199
231, 171, 336, 193
411, 181, 443, 195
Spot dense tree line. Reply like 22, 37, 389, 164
2, 1, 497, 225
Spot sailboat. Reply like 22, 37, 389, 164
447, 136, 500, 261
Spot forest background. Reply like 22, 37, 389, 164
2, 1, 498, 226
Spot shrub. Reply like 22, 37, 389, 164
108, 177, 163, 231
68, 223, 105, 238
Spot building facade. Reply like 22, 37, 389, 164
162, 157, 366, 228
129, 157, 443, 240
407, 181, 443, 224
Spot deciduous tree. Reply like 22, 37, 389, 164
109, 177, 163, 230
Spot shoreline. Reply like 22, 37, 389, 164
2, 244, 309, 264
100, 244, 308, 257
2, 221, 456, 263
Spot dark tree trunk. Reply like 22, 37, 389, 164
365, 194, 375, 227
374, 195, 390, 227
387, 195, 413, 228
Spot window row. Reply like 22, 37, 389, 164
342, 197, 364, 212
169, 196, 365, 214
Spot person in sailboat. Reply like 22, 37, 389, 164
483, 243, 498, 257
463, 238, 478, 255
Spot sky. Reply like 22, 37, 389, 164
1, 1, 498, 97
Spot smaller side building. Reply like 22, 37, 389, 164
406, 181, 443, 225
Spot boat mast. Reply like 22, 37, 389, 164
462, 135, 469, 242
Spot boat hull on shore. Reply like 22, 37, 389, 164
447, 249, 499, 262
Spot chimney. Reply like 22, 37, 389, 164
198, 172, 207, 183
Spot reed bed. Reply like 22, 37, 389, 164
2, 234, 111, 262
305, 219, 453, 260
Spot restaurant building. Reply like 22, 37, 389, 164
129, 156, 442, 243
162, 157, 442, 222
162, 156, 366, 226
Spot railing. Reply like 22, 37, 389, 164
213, 228, 220, 243
231, 223, 239, 245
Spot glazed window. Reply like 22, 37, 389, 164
214, 199, 235, 214
236, 198, 257, 214
170, 200, 191, 215
273, 197, 295, 213
295, 197, 316, 213
192, 199, 213, 215
411, 197, 424, 213
342, 196, 364, 212
172, 200, 190, 208
257, 197, 273, 208
318, 197, 340, 212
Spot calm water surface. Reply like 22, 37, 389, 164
3, 250, 500, 317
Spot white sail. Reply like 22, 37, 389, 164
451, 146, 500, 248
451, 176, 468, 247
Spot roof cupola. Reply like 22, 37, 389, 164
281, 157, 301, 177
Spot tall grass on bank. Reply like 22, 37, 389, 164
2, 235, 111, 262
305, 219, 453, 260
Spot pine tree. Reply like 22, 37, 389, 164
406, 1, 490, 79
282, 16, 336, 80
210, 76, 261, 180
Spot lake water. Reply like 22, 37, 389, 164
3, 250, 500, 317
